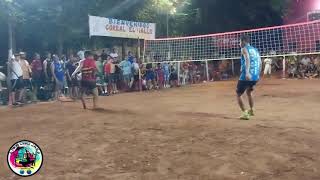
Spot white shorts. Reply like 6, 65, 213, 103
264, 65, 272, 75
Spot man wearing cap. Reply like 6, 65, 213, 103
19, 52, 33, 103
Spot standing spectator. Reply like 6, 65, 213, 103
104, 56, 115, 94
119, 58, 133, 91
169, 64, 178, 87
263, 57, 272, 78
181, 61, 189, 85
95, 54, 107, 96
77, 48, 85, 60
145, 63, 156, 90
110, 48, 119, 61
9, 54, 24, 106
101, 49, 109, 61
155, 63, 165, 89
127, 51, 134, 64
19, 52, 33, 103
60, 54, 68, 95
163, 62, 170, 88
132, 58, 140, 91
51, 55, 64, 100
43, 52, 54, 95
31, 53, 44, 101
66, 55, 79, 99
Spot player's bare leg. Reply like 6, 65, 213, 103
237, 94, 250, 120
92, 87, 99, 109
246, 89, 255, 116
237, 95, 246, 112
80, 88, 87, 109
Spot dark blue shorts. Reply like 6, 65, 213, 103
146, 72, 155, 81
236, 80, 257, 96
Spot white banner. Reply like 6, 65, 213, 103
89, 15, 156, 39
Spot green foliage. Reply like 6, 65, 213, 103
0, 0, 290, 59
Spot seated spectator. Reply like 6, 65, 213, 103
297, 63, 306, 79
300, 55, 311, 66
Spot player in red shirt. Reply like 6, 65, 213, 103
72, 51, 99, 109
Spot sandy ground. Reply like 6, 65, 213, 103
0, 79, 320, 180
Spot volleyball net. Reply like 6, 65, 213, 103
142, 20, 320, 81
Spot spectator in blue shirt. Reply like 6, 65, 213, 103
119, 58, 133, 91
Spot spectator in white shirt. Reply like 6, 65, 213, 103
77, 48, 86, 60
301, 56, 311, 66
263, 57, 272, 77
109, 48, 119, 61
9, 54, 24, 105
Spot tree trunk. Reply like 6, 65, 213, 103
12, 22, 16, 53
7, 16, 13, 105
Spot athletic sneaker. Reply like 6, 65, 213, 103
248, 109, 254, 116
240, 110, 250, 120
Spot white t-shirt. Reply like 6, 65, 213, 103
77, 50, 85, 60
110, 52, 118, 59
10, 61, 23, 80
133, 62, 139, 74
301, 57, 311, 66
264, 58, 272, 65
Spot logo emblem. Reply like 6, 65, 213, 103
7, 140, 43, 177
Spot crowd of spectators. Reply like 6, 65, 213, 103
1, 48, 319, 107
286, 54, 320, 79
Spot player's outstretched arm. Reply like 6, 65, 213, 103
72, 60, 84, 77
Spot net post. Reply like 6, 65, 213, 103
231, 59, 235, 75
139, 68, 142, 92
205, 60, 209, 81
282, 56, 286, 79
177, 62, 181, 86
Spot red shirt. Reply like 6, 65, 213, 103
31, 59, 43, 80
104, 63, 111, 75
82, 58, 97, 81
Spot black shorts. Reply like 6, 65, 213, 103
11, 78, 23, 92
134, 74, 139, 81
32, 78, 44, 88
170, 73, 178, 81
81, 80, 96, 90
23, 79, 32, 89
68, 78, 80, 87
236, 80, 257, 96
